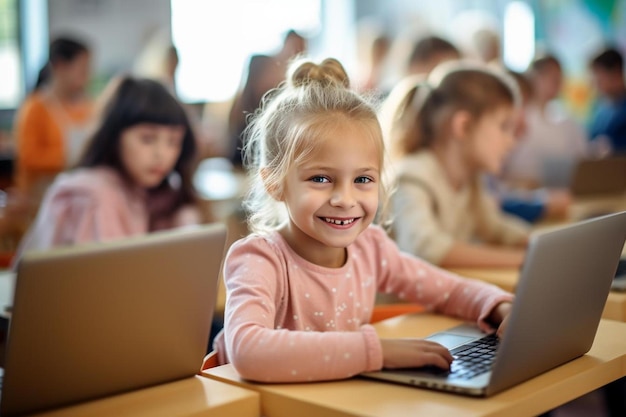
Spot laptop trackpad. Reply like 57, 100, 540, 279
426, 324, 485, 349
426, 333, 479, 350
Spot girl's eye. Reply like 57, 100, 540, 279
355, 176, 373, 184
310, 176, 330, 183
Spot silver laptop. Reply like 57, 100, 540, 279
362, 211, 626, 396
1, 223, 227, 416
611, 258, 626, 292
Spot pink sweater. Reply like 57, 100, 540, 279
15, 167, 199, 257
214, 225, 513, 383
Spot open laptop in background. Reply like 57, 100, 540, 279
542, 155, 626, 196
362, 211, 626, 397
0, 223, 227, 416
569, 156, 626, 196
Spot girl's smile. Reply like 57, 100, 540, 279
320, 216, 360, 227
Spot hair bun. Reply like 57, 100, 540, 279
289, 58, 350, 88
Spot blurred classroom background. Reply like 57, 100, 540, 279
1, 0, 625, 152
0, 0, 625, 257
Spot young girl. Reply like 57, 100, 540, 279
213, 58, 514, 383
14, 76, 200, 258
380, 62, 530, 268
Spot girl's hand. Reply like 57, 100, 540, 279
489, 301, 513, 338
380, 338, 453, 370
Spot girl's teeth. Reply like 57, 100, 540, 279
324, 218, 355, 226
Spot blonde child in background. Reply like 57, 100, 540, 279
213, 58, 514, 383
13, 76, 200, 261
380, 62, 530, 268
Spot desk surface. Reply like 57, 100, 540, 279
31, 376, 259, 417
566, 194, 626, 223
202, 314, 626, 417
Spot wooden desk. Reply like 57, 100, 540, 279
32, 376, 259, 417
567, 194, 626, 222
201, 314, 626, 417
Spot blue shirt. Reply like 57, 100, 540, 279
589, 94, 626, 154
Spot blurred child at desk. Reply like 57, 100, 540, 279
380, 62, 529, 269
13, 76, 201, 262
502, 53, 589, 189
14, 36, 94, 207
212, 57, 514, 383
588, 46, 626, 155
492, 69, 571, 224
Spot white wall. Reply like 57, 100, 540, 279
47, 0, 171, 78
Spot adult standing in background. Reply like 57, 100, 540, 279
588, 46, 626, 155
227, 30, 307, 167
13, 36, 94, 206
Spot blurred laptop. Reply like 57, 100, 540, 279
542, 155, 626, 196
362, 211, 626, 396
0, 223, 227, 416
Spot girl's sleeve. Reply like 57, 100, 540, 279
28, 188, 130, 249
171, 205, 202, 227
373, 227, 514, 332
222, 238, 383, 383
391, 180, 455, 265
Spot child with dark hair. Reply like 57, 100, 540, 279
13, 76, 200, 260
407, 35, 461, 76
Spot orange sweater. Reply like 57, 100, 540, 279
14, 92, 92, 197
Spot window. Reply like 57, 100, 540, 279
171, 0, 321, 103
0, 0, 22, 109
503, 1, 534, 72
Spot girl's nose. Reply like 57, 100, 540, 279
154, 140, 168, 160
330, 183, 356, 207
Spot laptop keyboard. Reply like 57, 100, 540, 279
448, 334, 499, 380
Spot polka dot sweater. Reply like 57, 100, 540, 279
213, 225, 513, 382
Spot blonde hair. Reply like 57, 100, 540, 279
242, 57, 387, 234
380, 60, 520, 159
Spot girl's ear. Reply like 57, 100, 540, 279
450, 110, 473, 140
260, 168, 283, 201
